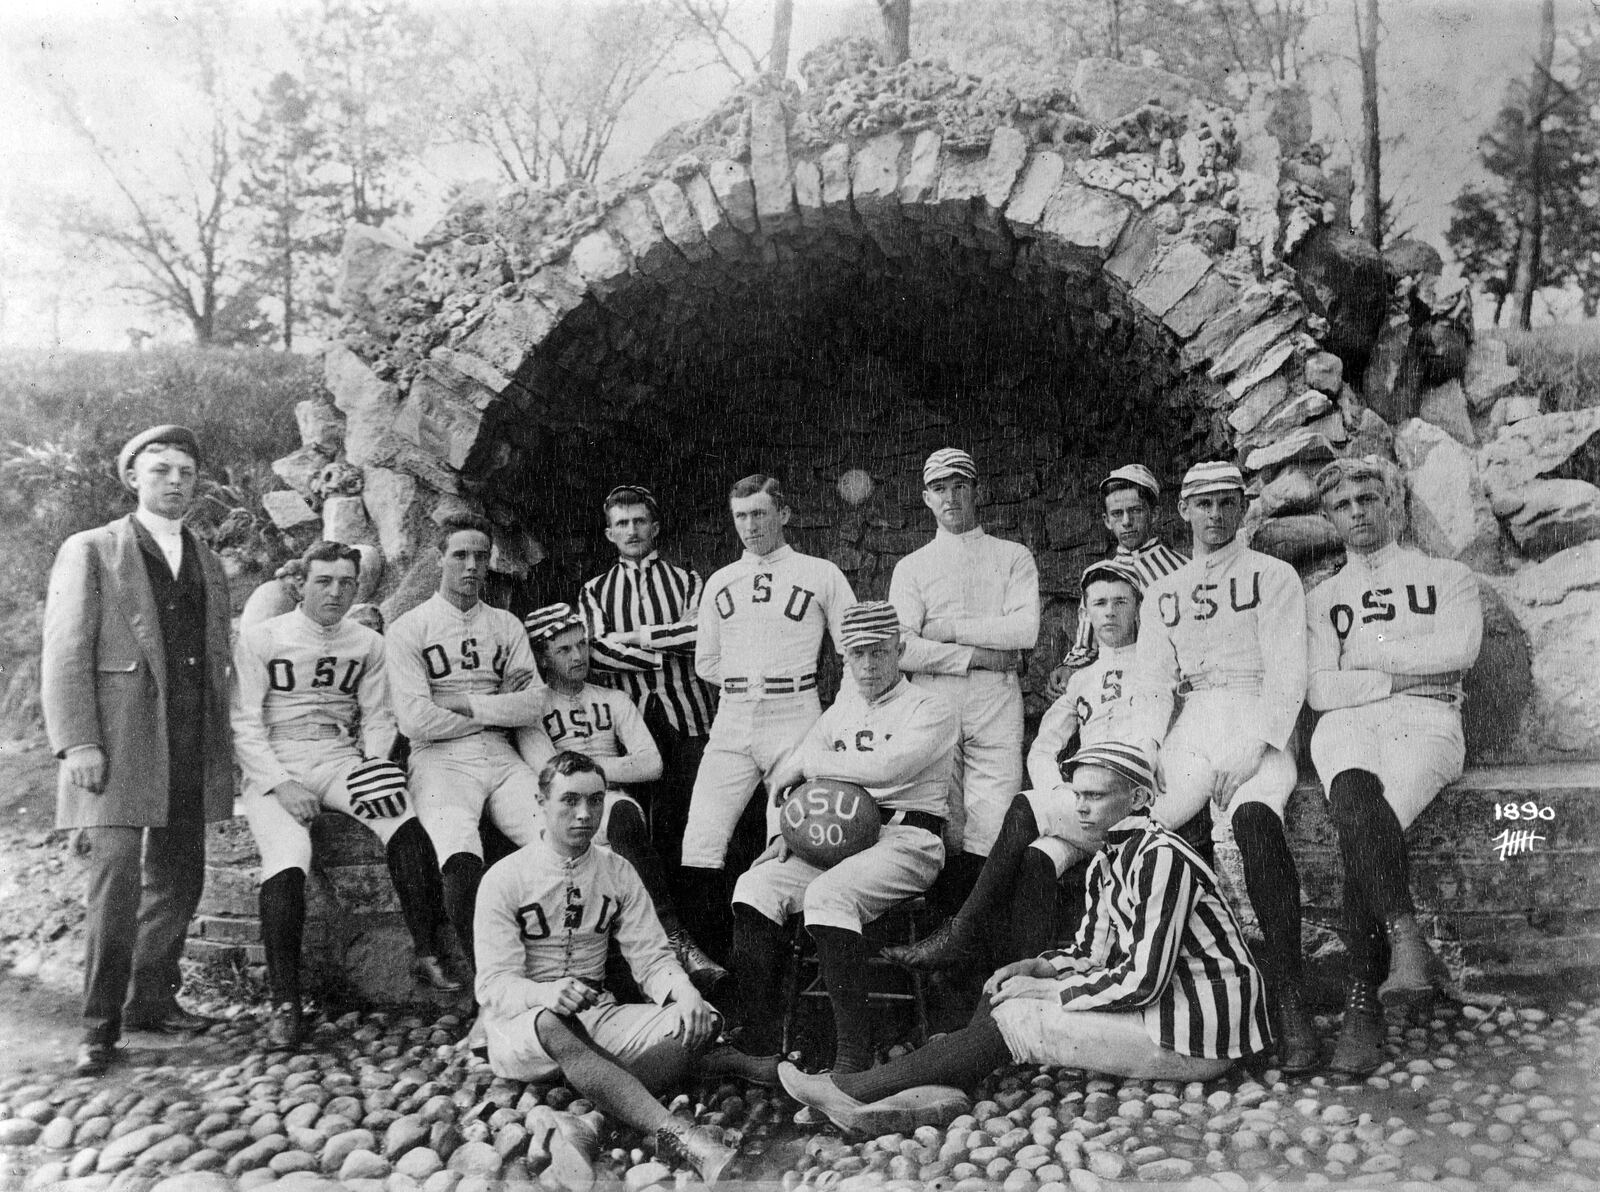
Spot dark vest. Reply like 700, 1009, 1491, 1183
135, 522, 208, 817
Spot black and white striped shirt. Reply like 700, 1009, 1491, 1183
1042, 812, 1272, 1060
579, 553, 717, 739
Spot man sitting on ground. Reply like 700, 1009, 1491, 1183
516, 603, 725, 992
884, 560, 1143, 974
1308, 457, 1483, 1075
781, 742, 1271, 1137
474, 751, 733, 1185
232, 542, 459, 1048
714, 601, 957, 1081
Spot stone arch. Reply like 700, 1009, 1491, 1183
322, 66, 1351, 687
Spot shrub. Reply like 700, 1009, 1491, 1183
1492, 323, 1600, 413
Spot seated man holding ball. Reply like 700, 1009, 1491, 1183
781, 741, 1272, 1137
713, 601, 958, 1082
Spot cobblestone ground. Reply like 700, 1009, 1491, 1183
1, 975, 1597, 1192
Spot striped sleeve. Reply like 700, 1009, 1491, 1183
640, 565, 701, 654
582, 571, 658, 674
1130, 541, 1188, 586
1049, 844, 1196, 1012
1042, 854, 1107, 970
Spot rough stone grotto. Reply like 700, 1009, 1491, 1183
212, 53, 1598, 998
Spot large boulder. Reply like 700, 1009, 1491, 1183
325, 346, 403, 468
1289, 225, 1386, 384
1462, 338, 1521, 413
1069, 57, 1200, 123
1394, 418, 1501, 570
1462, 580, 1534, 763
1478, 406, 1600, 509
1504, 479, 1600, 558
1489, 543, 1600, 759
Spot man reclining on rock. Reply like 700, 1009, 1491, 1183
780, 742, 1272, 1137
473, 750, 734, 1185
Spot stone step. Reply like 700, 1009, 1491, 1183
1219, 761, 1600, 987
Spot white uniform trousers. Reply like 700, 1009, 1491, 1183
908, 670, 1021, 858
485, 993, 694, 1089
1310, 697, 1465, 829
994, 1001, 1230, 1081
682, 694, 821, 869
1152, 691, 1298, 841
409, 732, 542, 862
732, 822, 944, 934
241, 738, 417, 880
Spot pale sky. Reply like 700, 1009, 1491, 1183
0, 0, 1585, 350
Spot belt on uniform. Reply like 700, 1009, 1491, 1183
723, 673, 818, 696
887, 809, 945, 836
269, 723, 347, 742
1178, 671, 1262, 695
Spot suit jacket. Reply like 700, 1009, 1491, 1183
41, 514, 235, 828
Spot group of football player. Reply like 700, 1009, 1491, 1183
223, 442, 1482, 1177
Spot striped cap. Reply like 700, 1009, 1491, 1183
604, 484, 660, 519
1062, 741, 1161, 794
1080, 558, 1143, 599
1179, 461, 1246, 500
524, 603, 585, 642
923, 448, 978, 486
346, 759, 409, 820
1099, 463, 1160, 501
840, 601, 902, 649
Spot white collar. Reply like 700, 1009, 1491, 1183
742, 543, 794, 566
935, 525, 986, 543
134, 508, 185, 539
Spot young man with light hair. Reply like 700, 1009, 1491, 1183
1048, 464, 1186, 693
679, 475, 855, 954
780, 741, 1271, 1136
232, 541, 459, 1048
884, 559, 1143, 974
474, 752, 733, 1186
1308, 456, 1482, 1075
518, 602, 725, 991
387, 514, 546, 966
579, 485, 717, 870
715, 602, 957, 1081
1132, 460, 1316, 1072
889, 448, 1039, 919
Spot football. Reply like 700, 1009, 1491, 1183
780, 777, 882, 868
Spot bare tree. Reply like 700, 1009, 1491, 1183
1207, 0, 1313, 82
877, 0, 913, 64
1353, 0, 1381, 249
671, 0, 769, 79
451, 2, 689, 186
772, 0, 795, 78
42, 9, 265, 347
1508, 0, 1558, 330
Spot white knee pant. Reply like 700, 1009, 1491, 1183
682, 695, 820, 869
1311, 698, 1464, 829
1152, 692, 1297, 840
993, 1001, 1231, 1081
409, 733, 542, 863
485, 995, 694, 1088
732, 823, 944, 933
241, 740, 415, 880
909, 671, 1021, 858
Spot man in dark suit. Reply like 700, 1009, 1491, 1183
41, 425, 235, 1075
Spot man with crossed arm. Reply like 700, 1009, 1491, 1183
1308, 457, 1482, 1075
388, 514, 545, 966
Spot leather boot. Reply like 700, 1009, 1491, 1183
656, 1118, 736, 1185
1328, 979, 1386, 1077
1272, 982, 1319, 1074
880, 917, 978, 972
1379, 913, 1450, 1010
668, 929, 729, 994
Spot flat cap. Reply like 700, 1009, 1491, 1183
1099, 463, 1160, 502
1179, 460, 1247, 500
118, 424, 201, 490
524, 602, 585, 642
840, 601, 902, 650
922, 447, 977, 486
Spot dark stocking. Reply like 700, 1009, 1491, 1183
1173, 804, 1216, 870
259, 868, 307, 1005
950, 797, 1046, 931
1230, 802, 1303, 983
1008, 848, 1062, 961
811, 925, 872, 1073
605, 801, 681, 935
836, 1012, 1010, 1103
1327, 769, 1414, 918
441, 852, 484, 965
729, 905, 786, 1054
385, 819, 446, 954
533, 1012, 673, 1134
